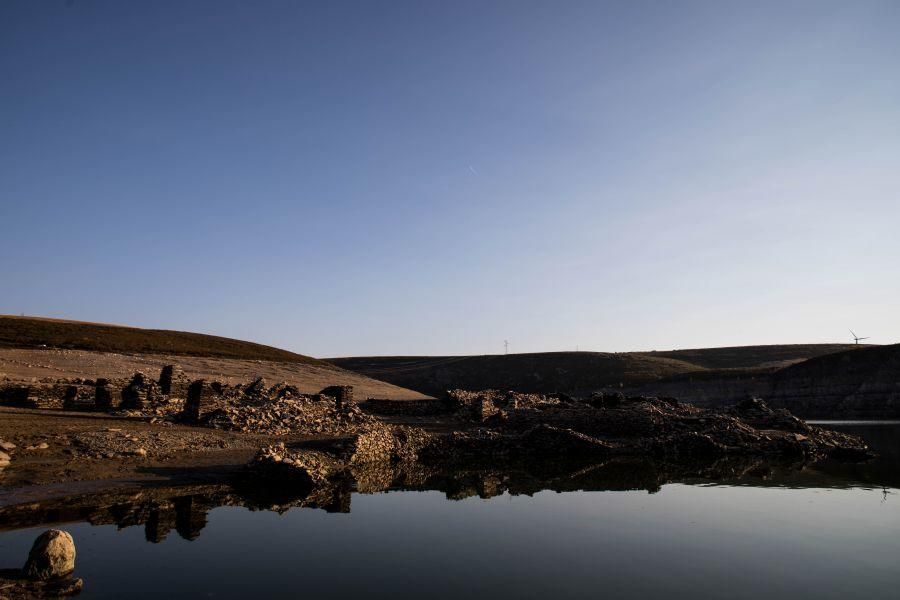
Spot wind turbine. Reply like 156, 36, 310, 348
849, 329, 870, 345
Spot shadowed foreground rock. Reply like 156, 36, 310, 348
0, 529, 82, 598
24, 529, 76, 580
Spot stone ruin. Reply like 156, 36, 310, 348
62, 385, 95, 411
94, 378, 116, 410
319, 385, 353, 413
121, 372, 156, 409
179, 378, 373, 436
0, 367, 382, 437
183, 380, 225, 424
0, 364, 192, 414
446, 389, 567, 422
159, 365, 190, 398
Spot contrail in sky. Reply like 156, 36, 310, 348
468, 165, 479, 176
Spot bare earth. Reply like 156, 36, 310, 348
0, 408, 260, 492
0, 348, 431, 401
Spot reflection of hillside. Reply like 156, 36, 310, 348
2, 452, 896, 541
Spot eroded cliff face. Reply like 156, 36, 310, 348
630, 345, 900, 419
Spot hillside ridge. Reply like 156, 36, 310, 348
327, 344, 868, 400
0, 315, 318, 365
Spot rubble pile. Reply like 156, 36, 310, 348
447, 389, 570, 422
251, 444, 344, 487
434, 390, 873, 462
336, 424, 435, 464
115, 371, 190, 417
183, 378, 380, 436
249, 424, 437, 485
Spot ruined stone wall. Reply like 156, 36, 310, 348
62, 385, 96, 411
319, 385, 353, 412
182, 380, 225, 424
159, 365, 190, 399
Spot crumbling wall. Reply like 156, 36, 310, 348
159, 365, 190, 399
94, 378, 118, 410
320, 385, 353, 413
182, 380, 224, 424
121, 372, 164, 409
62, 385, 96, 411
0, 384, 71, 410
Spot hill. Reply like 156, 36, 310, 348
0, 316, 429, 401
0, 315, 319, 364
329, 351, 706, 397
638, 344, 862, 370
328, 345, 864, 397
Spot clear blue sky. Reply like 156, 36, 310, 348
2, 1, 898, 357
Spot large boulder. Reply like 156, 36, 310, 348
23, 529, 76, 580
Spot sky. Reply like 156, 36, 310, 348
1, 0, 899, 357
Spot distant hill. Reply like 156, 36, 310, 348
637, 344, 862, 370
330, 351, 701, 397
0, 315, 321, 365
328, 344, 867, 400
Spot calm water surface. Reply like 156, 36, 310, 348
1, 422, 899, 599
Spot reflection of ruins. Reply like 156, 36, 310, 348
0, 453, 885, 543
0, 480, 354, 544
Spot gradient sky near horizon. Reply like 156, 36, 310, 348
2, 1, 899, 357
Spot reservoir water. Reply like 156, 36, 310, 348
1, 422, 899, 599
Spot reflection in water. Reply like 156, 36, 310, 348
1, 450, 896, 542
0, 424, 898, 600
